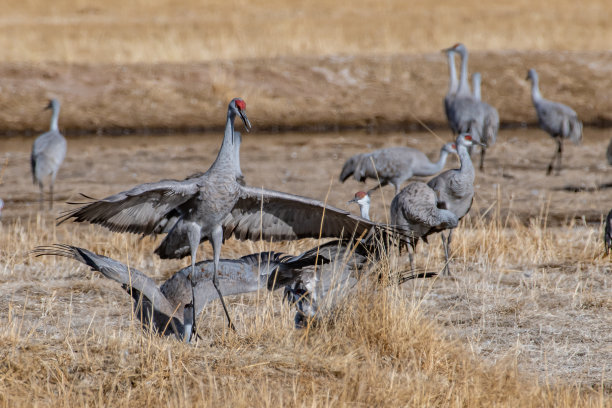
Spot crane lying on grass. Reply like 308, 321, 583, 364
526, 68, 583, 175
31, 99, 66, 210
33, 244, 331, 341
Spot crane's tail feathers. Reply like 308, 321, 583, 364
31, 244, 89, 265
569, 118, 583, 145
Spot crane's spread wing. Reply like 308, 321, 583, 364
222, 185, 386, 242
31, 245, 179, 320
57, 179, 201, 235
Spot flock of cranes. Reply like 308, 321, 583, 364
18, 42, 597, 342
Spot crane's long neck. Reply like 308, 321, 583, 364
472, 75, 481, 100
359, 202, 370, 220
50, 104, 60, 132
530, 74, 542, 102
457, 144, 475, 183
431, 149, 450, 173
210, 110, 237, 172
457, 49, 471, 95
447, 52, 458, 95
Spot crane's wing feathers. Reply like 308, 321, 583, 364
57, 179, 201, 235
223, 186, 383, 242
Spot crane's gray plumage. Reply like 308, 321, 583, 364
444, 48, 459, 133
33, 244, 330, 339
427, 133, 476, 275
526, 68, 583, 175
59, 97, 252, 332
31, 99, 66, 210
444, 44, 498, 171
390, 182, 458, 270
58, 98, 391, 333
339, 143, 456, 195
472, 72, 481, 101
471, 71, 500, 171
605, 209, 612, 255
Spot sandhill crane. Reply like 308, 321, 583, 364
31, 99, 66, 210
427, 133, 477, 275
390, 182, 458, 270
605, 210, 612, 255
526, 69, 583, 175
153, 131, 245, 236
59, 98, 390, 332
444, 49, 458, 132
339, 142, 457, 195
348, 191, 371, 220
444, 44, 498, 171
471, 72, 500, 171
33, 244, 330, 341
284, 230, 438, 327
348, 188, 457, 271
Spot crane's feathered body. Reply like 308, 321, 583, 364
31, 99, 66, 209
445, 44, 498, 171
339, 143, 456, 194
527, 69, 582, 175
427, 134, 476, 274
33, 244, 331, 339
390, 182, 458, 249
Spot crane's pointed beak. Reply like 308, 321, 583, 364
239, 111, 251, 133
348, 198, 358, 204
43, 101, 53, 111
441, 46, 454, 53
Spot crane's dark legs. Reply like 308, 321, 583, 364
38, 182, 44, 211
547, 138, 563, 176
211, 226, 235, 331
186, 226, 200, 342
366, 180, 389, 195
49, 181, 54, 210
441, 232, 451, 275
556, 139, 563, 175
479, 147, 486, 172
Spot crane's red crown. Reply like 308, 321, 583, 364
464, 135, 472, 141
355, 191, 368, 199
235, 99, 246, 111
451, 143, 457, 149
452, 43, 460, 48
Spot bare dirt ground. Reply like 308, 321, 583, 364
1, 51, 611, 134
1, 127, 611, 403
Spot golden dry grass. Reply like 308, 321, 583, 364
1, 0, 611, 63
1, 130, 611, 406
0, 215, 608, 407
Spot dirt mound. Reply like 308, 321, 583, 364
1, 51, 610, 134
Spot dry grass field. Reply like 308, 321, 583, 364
2, 0, 611, 63
1, 0, 612, 406
1, 128, 612, 406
